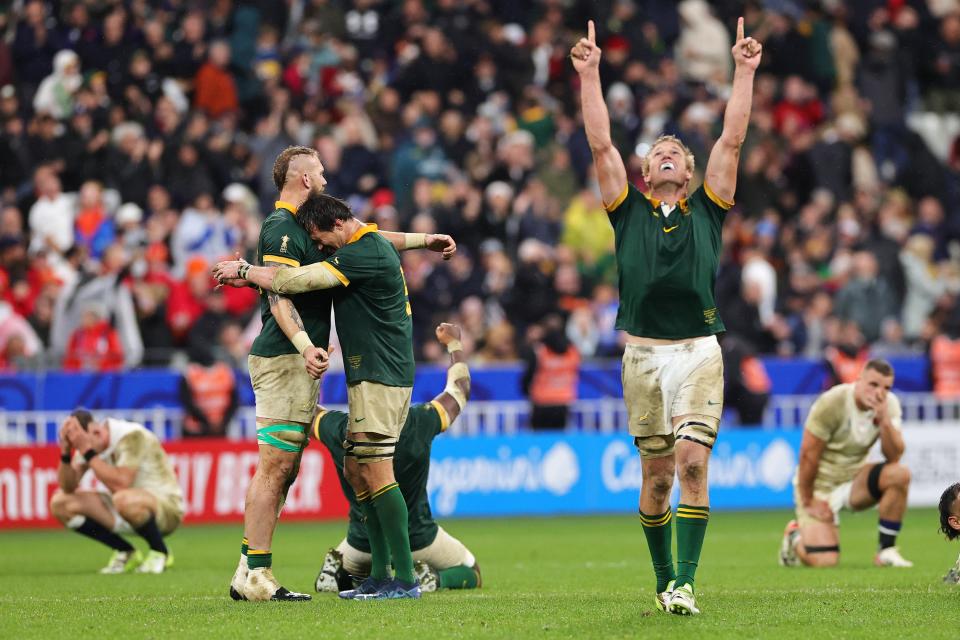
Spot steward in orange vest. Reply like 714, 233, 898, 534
522, 328, 580, 430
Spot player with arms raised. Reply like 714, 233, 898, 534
571, 18, 761, 615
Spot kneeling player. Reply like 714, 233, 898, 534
50, 409, 184, 574
940, 483, 960, 583
780, 360, 913, 568
313, 323, 481, 593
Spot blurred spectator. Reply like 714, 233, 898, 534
194, 41, 238, 118
179, 346, 238, 437
871, 318, 921, 358
722, 335, 771, 426
522, 317, 580, 430
73, 181, 115, 260
28, 165, 75, 254
166, 256, 214, 344
33, 50, 81, 120
825, 321, 869, 386
675, 0, 730, 85
0, 274, 42, 370
900, 234, 947, 342
62, 301, 124, 371
834, 251, 898, 344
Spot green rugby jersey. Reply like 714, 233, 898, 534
606, 182, 733, 339
250, 201, 332, 357
320, 224, 415, 387
316, 402, 448, 552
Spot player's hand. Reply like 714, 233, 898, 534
65, 422, 92, 453
436, 323, 462, 345
216, 277, 248, 289
213, 259, 247, 282
426, 234, 456, 260
804, 499, 834, 523
58, 418, 74, 453
731, 17, 762, 71
570, 20, 601, 74
303, 346, 329, 379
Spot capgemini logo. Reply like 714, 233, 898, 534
757, 439, 796, 491
428, 442, 580, 515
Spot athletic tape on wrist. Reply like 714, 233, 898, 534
291, 331, 314, 356
446, 339, 463, 354
238, 263, 251, 280
405, 233, 428, 250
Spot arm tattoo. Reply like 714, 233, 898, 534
287, 301, 306, 332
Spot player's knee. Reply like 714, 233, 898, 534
647, 474, 674, 500
679, 459, 707, 486
49, 491, 73, 521
112, 490, 136, 514
884, 463, 911, 489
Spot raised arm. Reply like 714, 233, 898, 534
431, 323, 471, 429
571, 20, 627, 206
380, 231, 457, 260
704, 17, 762, 204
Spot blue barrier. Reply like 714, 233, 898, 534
0, 356, 929, 410
426, 429, 803, 517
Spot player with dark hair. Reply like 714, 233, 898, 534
313, 323, 480, 594
216, 192, 440, 600
570, 16, 761, 615
780, 359, 914, 569
226, 147, 454, 602
50, 409, 184, 574
939, 483, 960, 583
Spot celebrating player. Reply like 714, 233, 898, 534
50, 409, 184, 574
779, 360, 914, 569
938, 483, 960, 583
227, 147, 455, 602
571, 18, 761, 615
312, 323, 480, 594
216, 192, 424, 600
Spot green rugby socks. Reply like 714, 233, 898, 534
358, 490, 392, 581
247, 549, 272, 570
240, 537, 248, 556
675, 504, 710, 589
640, 509, 676, 592
439, 565, 479, 589
371, 483, 415, 584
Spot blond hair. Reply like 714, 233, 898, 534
641, 135, 696, 177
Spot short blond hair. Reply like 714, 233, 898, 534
641, 135, 696, 177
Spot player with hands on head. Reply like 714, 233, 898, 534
50, 409, 184, 574
572, 16, 761, 616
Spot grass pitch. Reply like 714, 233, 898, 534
2, 509, 956, 639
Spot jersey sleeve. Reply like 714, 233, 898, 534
804, 387, 844, 441
261, 218, 309, 268
323, 237, 381, 286
604, 183, 640, 224
693, 183, 734, 222
409, 403, 444, 438
113, 431, 147, 469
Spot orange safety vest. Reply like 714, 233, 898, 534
530, 344, 580, 406
741, 356, 772, 394
826, 346, 869, 385
184, 362, 235, 433
931, 335, 960, 398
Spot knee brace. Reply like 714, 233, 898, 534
867, 462, 886, 501
257, 422, 307, 452
343, 437, 398, 464
634, 434, 676, 459
675, 416, 719, 450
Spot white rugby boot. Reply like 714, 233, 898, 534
668, 583, 700, 615
874, 546, 913, 568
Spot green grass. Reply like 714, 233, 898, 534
1, 509, 956, 639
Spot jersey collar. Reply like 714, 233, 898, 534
275, 200, 297, 215
644, 193, 690, 214
348, 222, 378, 244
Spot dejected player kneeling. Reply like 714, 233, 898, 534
50, 409, 184, 574
779, 360, 913, 569
312, 323, 480, 594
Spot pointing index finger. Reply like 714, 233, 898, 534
588, 19, 595, 44
737, 16, 744, 42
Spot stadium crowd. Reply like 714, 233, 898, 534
2, 0, 960, 387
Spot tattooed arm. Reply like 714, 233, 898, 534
265, 261, 328, 379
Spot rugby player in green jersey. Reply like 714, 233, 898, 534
311, 323, 480, 594
571, 18, 762, 615
222, 147, 455, 602
215, 193, 435, 600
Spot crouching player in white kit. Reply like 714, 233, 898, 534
50, 409, 185, 573
780, 360, 913, 568
313, 323, 481, 593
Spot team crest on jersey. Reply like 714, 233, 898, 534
280, 235, 290, 253
348, 355, 362, 370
